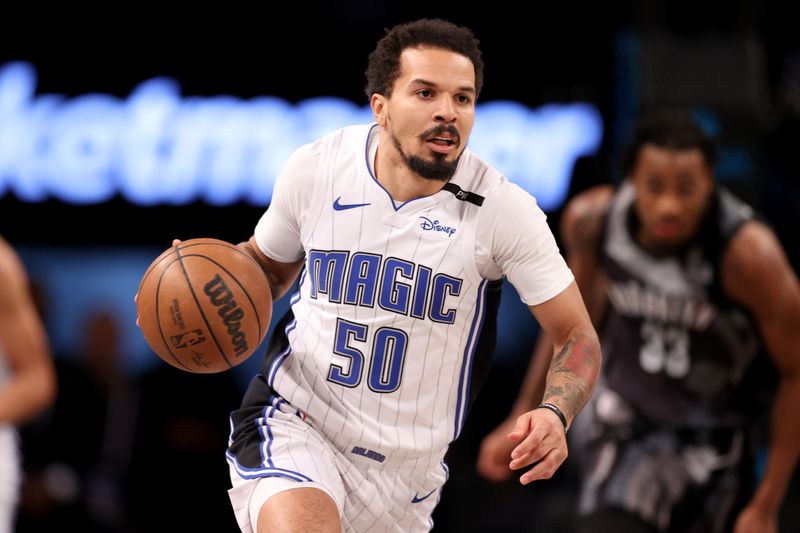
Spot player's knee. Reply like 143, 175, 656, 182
257, 487, 341, 533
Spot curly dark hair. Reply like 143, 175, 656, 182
622, 110, 718, 176
364, 19, 484, 100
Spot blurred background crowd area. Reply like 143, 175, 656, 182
2, 1, 799, 531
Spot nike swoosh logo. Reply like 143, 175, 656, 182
411, 488, 437, 504
333, 197, 371, 211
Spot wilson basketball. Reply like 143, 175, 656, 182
136, 238, 272, 373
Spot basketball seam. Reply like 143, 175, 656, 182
138, 240, 227, 291
153, 256, 193, 371
139, 249, 177, 294
180, 253, 267, 344
175, 244, 233, 368
142, 240, 265, 292
182, 241, 269, 283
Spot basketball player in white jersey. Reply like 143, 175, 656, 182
223, 19, 602, 532
0, 236, 56, 533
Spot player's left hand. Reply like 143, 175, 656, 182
733, 504, 777, 533
507, 408, 568, 485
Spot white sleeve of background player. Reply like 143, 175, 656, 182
482, 182, 574, 305
253, 142, 319, 263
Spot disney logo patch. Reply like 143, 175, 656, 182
419, 216, 456, 237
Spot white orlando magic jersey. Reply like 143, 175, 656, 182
252, 124, 573, 460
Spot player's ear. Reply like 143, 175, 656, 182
370, 94, 387, 126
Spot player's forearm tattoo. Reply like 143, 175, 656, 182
542, 332, 601, 422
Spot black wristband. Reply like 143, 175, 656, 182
537, 402, 568, 432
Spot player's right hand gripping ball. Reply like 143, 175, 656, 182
136, 238, 272, 373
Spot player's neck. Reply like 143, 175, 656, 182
374, 142, 447, 203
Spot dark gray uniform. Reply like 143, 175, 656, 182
578, 183, 772, 532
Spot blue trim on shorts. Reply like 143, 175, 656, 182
255, 400, 305, 478
258, 405, 277, 468
426, 461, 451, 529
267, 394, 286, 413
226, 450, 314, 482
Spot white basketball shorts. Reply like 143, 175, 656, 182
227, 396, 448, 533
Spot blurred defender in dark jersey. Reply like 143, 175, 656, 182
478, 111, 800, 533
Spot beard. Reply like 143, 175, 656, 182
388, 122, 461, 182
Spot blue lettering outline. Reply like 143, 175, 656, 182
308, 249, 349, 303
367, 327, 408, 394
429, 274, 462, 324
344, 252, 381, 308
378, 257, 414, 315
328, 318, 368, 388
